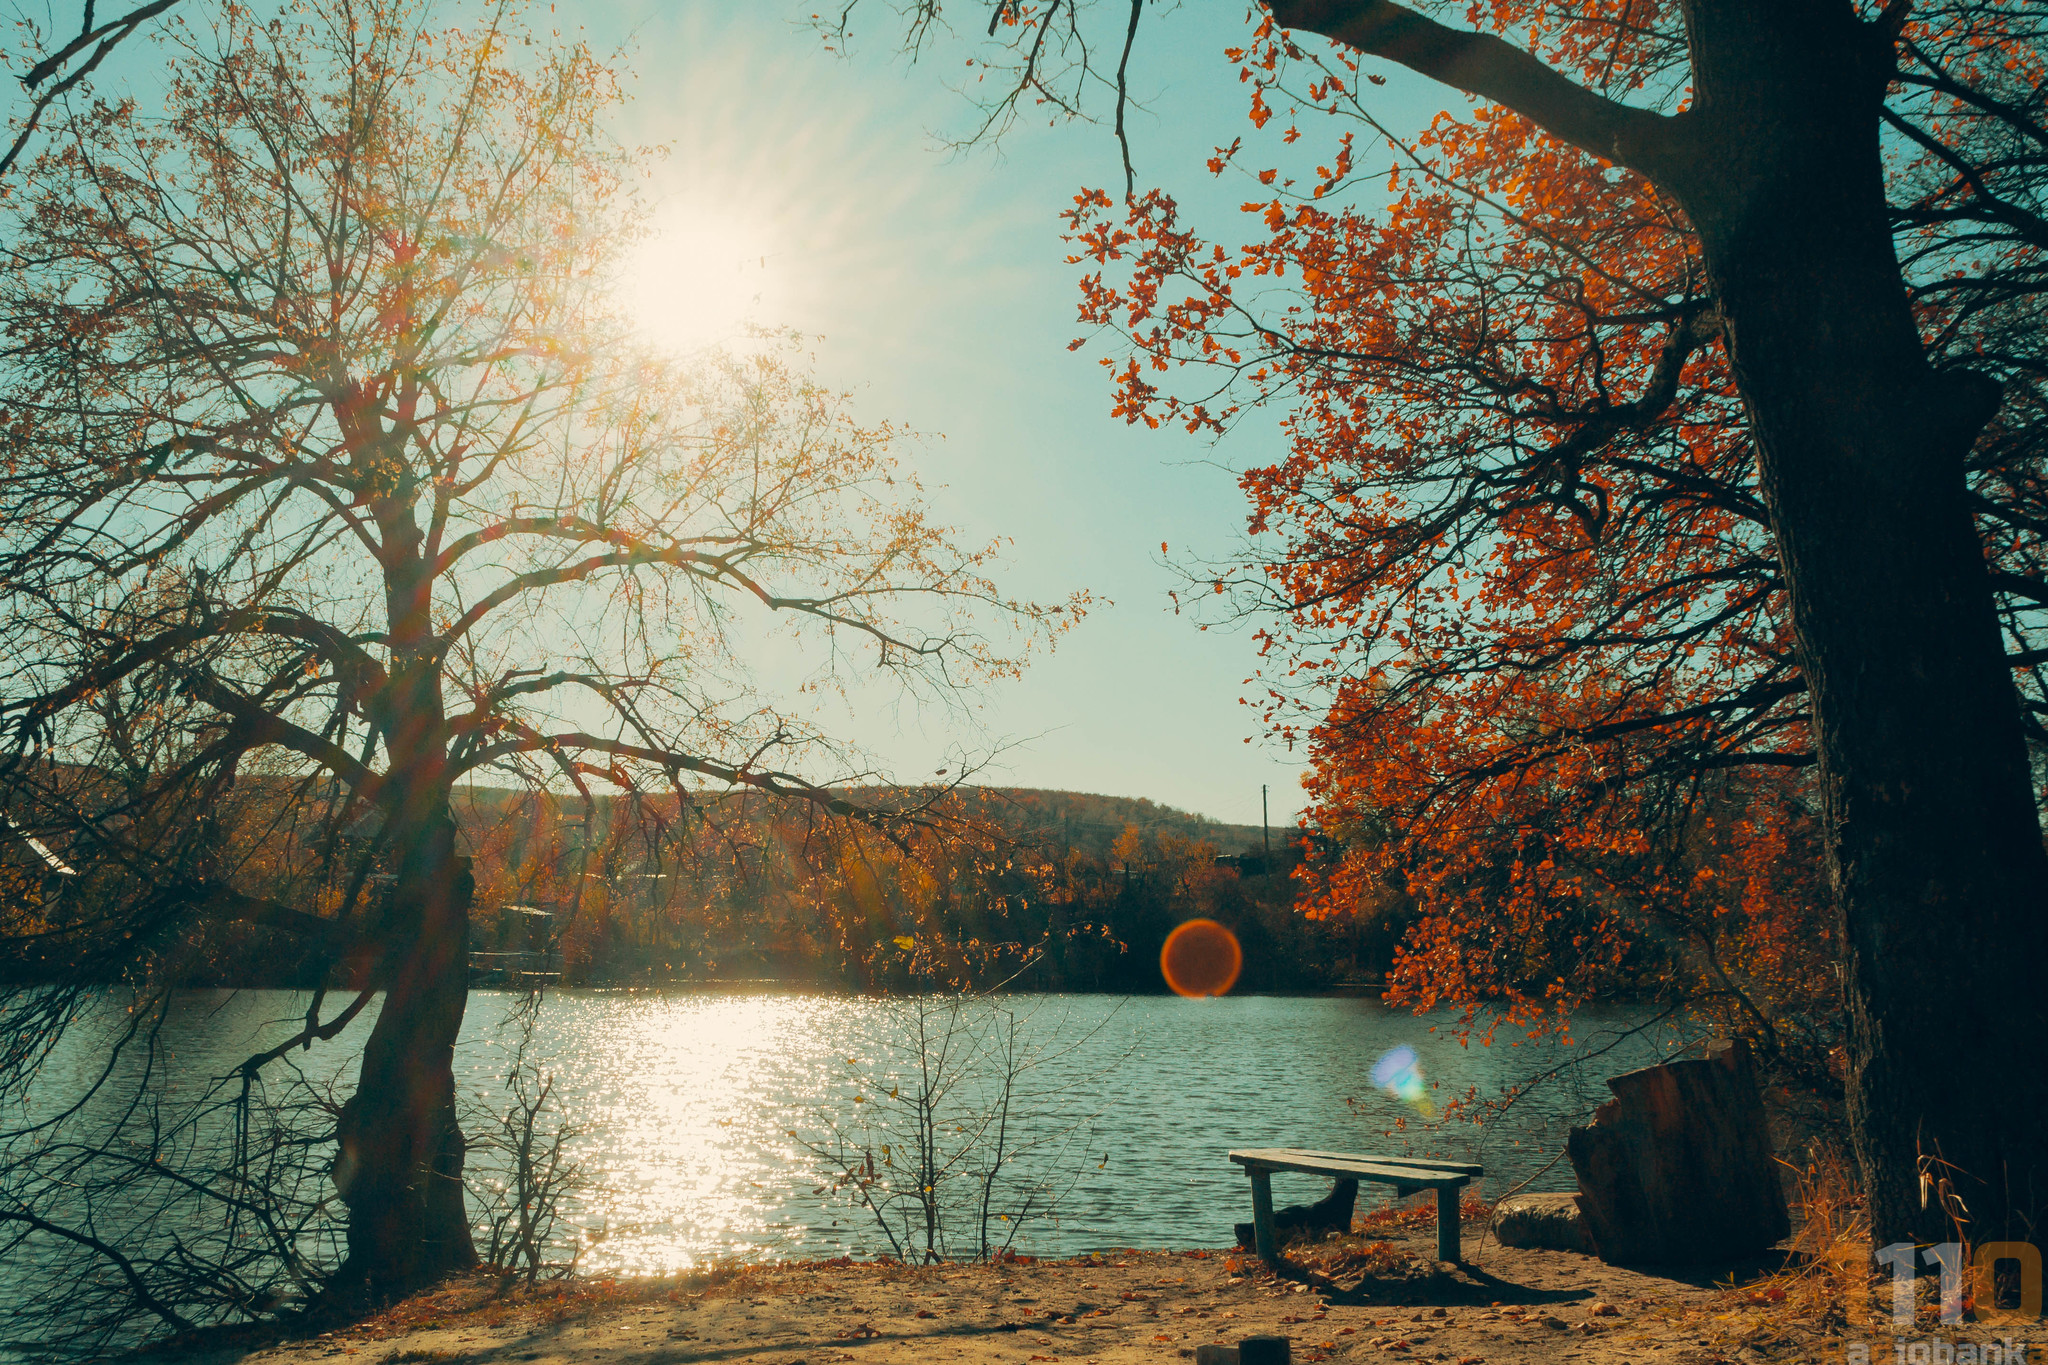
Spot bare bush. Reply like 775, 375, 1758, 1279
464, 1006, 590, 1285
794, 992, 1120, 1264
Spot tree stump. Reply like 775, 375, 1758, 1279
1566, 1039, 1789, 1264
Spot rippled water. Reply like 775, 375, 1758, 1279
20, 989, 1698, 1275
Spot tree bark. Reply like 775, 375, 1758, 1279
330, 562, 479, 1289
326, 465, 481, 1291
330, 799, 478, 1291
1659, 0, 2048, 1251
1267, 0, 2048, 1246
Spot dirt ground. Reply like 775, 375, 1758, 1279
150, 1209, 2040, 1365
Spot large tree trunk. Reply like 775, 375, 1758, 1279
325, 480, 481, 1291
1666, 0, 2048, 1247
330, 801, 477, 1291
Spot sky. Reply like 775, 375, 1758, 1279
18, 0, 1452, 833
560, 3, 1452, 832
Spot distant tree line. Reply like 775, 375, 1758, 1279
511, 786, 1388, 994
2, 781, 1387, 994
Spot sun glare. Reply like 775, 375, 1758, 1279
619, 204, 785, 353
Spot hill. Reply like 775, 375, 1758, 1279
905, 787, 1271, 860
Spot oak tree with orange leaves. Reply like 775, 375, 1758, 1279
1017, 0, 2048, 1250
0, 0, 1072, 1315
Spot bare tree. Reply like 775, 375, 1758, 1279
0, 0, 1076, 1317
464, 1003, 589, 1286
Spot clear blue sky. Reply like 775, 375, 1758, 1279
576, 4, 1450, 831
30, 1, 1451, 832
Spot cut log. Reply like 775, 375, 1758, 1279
1492, 1192, 1593, 1253
1565, 1039, 1789, 1264
1232, 1177, 1358, 1250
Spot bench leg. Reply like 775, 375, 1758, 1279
1435, 1183, 1460, 1263
1249, 1167, 1277, 1262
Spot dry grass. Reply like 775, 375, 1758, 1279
1727, 1146, 1874, 1330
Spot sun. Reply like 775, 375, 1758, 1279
617, 204, 785, 353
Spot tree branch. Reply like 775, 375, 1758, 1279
1113, 0, 1142, 202
234, 989, 373, 1077
456, 728, 874, 820
0, 1209, 196, 1334
22, 0, 180, 87
200, 884, 358, 943
1, 1, 182, 179
1263, 0, 1678, 177
178, 673, 382, 795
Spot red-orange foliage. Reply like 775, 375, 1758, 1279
1062, 0, 2048, 1071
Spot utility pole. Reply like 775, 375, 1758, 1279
1262, 784, 1271, 865
561, 807, 594, 916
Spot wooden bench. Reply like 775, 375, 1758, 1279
1228, 1148, 1484, 1263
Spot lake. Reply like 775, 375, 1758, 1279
17, 988, 1699, 1277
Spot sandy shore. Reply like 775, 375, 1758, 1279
153, 1212, 2039, 1365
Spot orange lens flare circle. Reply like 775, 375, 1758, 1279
1160, 918, 1243, 998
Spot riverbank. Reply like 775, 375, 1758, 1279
143, 1208, 1950, 1365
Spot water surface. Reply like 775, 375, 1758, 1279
30, 989, 1696, 1271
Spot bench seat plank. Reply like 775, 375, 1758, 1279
1285, 1148, 1484, 1177
1228, 1148, 1471, 1187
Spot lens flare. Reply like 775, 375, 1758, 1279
1160, 918, 1242, 997
1371, 1044, 1437, 1118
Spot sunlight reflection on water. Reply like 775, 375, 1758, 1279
469, 992, 908, 1272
